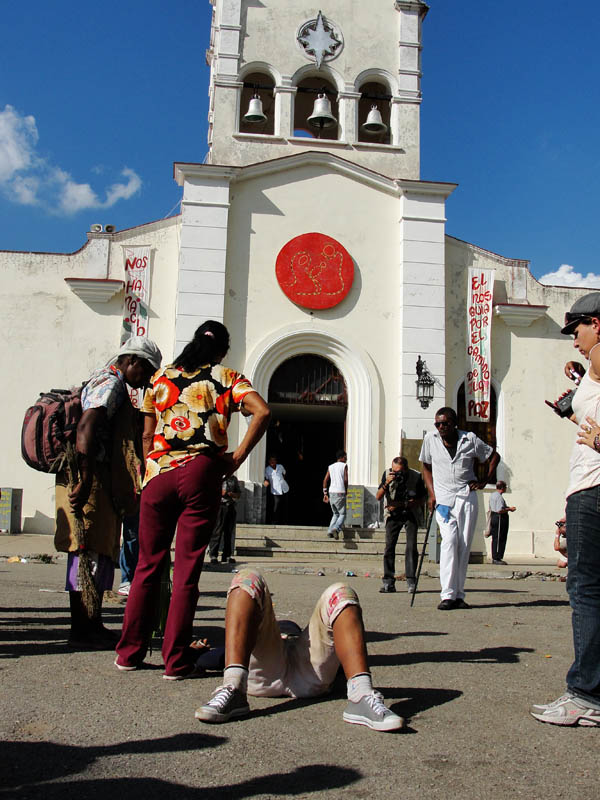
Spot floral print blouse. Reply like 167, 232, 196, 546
141, 363, 254, 486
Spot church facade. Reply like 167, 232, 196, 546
0, 1, 586, 558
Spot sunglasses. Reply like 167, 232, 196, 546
565, 313, 593, 328
434, 420, 453, 428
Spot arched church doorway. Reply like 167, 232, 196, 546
267, 354, 347, 526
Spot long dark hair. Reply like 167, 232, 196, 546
175, 321, 230, 371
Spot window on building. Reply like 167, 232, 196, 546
239, 72, 275, 135
457, 382, 498, 485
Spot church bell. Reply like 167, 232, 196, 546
307, 93, 338, 130
243, 94, 268, 124
361, 104, 387, 135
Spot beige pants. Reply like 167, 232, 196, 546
229, 569, 359, 699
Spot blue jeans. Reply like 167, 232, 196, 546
119, 513, 139, 585
565, 485, 600, 709
328, 493, 346, 533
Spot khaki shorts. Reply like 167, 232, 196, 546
229, 569, 359, 699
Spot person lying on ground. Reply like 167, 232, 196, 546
194, 569, 404, 732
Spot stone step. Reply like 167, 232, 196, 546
236, 535, 424, 553
233, 523, 429, 562
235, 547, 385, 561
235, 524, 427, 543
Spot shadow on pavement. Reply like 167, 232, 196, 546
471, 599, 569, 609
5, 738, 361, 798
383, 686, 463, 717
4, 734, 227, 789
369, 644, 534, 667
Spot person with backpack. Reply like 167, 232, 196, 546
54, 336, 162, 649
114, 321, 271, 680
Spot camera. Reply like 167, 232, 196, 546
545, 389, 577, 418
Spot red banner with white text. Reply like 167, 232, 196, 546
465, 268, 494, 422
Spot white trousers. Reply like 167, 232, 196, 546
436, 491, 478, 601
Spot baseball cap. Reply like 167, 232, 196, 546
561, 292, 600, 335
109, 336, 162, 370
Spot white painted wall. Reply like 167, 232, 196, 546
190, 157, 452, 491
0, 217, 180, 533
445, 236, 590, 559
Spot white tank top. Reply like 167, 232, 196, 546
328, 461, 347, 494
568, 370, 600, 497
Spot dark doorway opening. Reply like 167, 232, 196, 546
267, 355, 347, 526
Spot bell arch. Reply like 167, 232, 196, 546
240, 324, 380, 487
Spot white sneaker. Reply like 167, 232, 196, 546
530, 692, 574, 714
343, 690, 404, 732
117, 582, 131, 597
531, 694, 600, 726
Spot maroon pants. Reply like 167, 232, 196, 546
116, 453, 223, 676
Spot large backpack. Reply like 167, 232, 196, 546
21, 386, 85, 473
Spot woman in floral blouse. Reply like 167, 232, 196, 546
115, 320, 270, 679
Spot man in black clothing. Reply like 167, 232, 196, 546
209, 476, 241, 564
377, 457, 427, 594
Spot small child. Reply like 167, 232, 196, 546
554, 518, 567, 569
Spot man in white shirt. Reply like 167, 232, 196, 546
419, 407, 499, 610
263, 455, 289, 524
322, 450, 348, 540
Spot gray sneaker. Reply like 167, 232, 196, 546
530, 694, 600, 726
343, 690, 404, 732
530, 692, 574, 714
195, 685, 250, 723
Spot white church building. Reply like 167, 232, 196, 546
0, 0, 588, 558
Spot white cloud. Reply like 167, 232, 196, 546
0, 105, 38, 181
11, 175, 40, 205
538, 264, 600, 289
104, 168, 143, 206
0, 104, 142, 215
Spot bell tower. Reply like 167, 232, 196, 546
205, 0, 429, 178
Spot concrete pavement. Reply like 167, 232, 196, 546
1, 541, 594, 800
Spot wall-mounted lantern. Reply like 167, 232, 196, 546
416, 355, 435, 409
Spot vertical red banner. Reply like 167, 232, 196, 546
466, 268, 494, 422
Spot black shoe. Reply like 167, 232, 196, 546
210, 557, 218, 565
453, 599, 471, 609
379, 585, 396, 593
437, 599, 455, 610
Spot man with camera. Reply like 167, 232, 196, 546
377, 457, 426, 594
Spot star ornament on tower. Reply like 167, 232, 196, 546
297, 11, 343, 69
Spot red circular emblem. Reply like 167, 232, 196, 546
275, 232, 354, 310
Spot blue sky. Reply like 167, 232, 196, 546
2, 0, 599, 285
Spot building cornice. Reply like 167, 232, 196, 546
65, 278, 124, 303
494, 303, 548, 328
174, 152, 457, 200
395, 1, 429, 18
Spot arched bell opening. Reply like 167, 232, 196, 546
266, 354, 347, 525
293, 76, 339, 140
239, 71, 275, 135
357, 80, 391, 144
